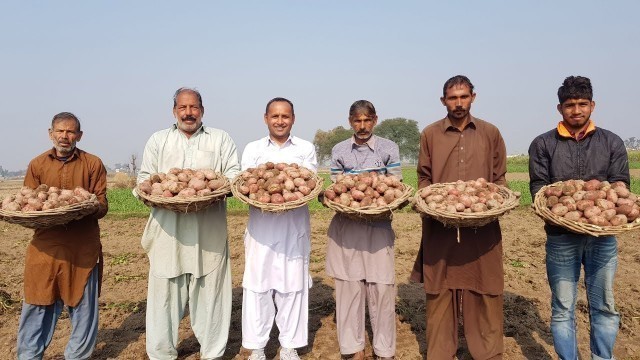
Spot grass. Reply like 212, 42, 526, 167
106, 165, 640, 216
506, 151, 640, 172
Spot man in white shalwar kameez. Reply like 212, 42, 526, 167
137, 88, 240, 360
241, 97, 317, 360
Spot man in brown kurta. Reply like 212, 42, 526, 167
16, 112, 108, 359
410, 75, 507, 359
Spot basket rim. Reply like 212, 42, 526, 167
413, 182, 520, 227
0, 195, 99, 229
532, 181, 640, 236
322, 182, 414, 219
230, 172, 324, 212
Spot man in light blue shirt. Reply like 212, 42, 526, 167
137, 87, 240, 360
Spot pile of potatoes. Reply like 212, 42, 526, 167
419, 178, 508, 213
324, 172, 405, 208
543, 179, 639, 226
1, 185, 94, 212
137, 168, 226, 198
237, 162, 317, 204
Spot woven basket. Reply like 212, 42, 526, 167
0, 195, 99, 229
230, 173, 324, 212
323, 182, 414, 221
532, 182, 640, 237
413, 183, 520, 228
135, 176, 231, 213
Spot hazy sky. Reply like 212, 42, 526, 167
1, 1, 639, 171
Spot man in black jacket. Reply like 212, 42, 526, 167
529, 76, 629, 360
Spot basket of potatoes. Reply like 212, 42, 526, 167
134, 168, 231, 213
0, 184, 100, 229
532, 179, 640, 236
413, 178, 521, 228
231, 162, 323, 212
322, 172, 414, 221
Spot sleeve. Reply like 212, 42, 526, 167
220, 132, 241, 180
528, 136, 551, 197
303, 143, 318, 173
23, 159, 41, 188
91, 158, 109, 219
137, 134, 159, 184
329, 145, 343, 182
385, 141, 403, 180
416, 130, 432, 189
240, 143, 255, 171
607, 133, 631, 187
492, 129, 507, 186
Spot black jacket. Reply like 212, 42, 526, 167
528, 126, 630, 234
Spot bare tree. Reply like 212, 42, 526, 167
130, 154, 137, 175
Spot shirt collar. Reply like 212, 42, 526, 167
171, 123, 209, 135
557, 120, 596, 140
443, 116, 477, 132
351, 134, 376, 150
47, 147, 80, 161
266, 134, 295, 147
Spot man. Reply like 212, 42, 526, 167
326, 100, 401, 360
529, 76, 628, 360
17, 112, 108, 359
410, 75, 507, 359
138, 87, 240, 359
240, 97, 317, 360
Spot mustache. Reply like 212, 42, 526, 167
182, 115, 197, 121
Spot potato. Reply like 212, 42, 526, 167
324, 189, 336, 201
564, 211, 582, 222
610, 214, 628, 226
270, 193, 285, 204
551, 203, 568, 216
583, 179, 601, 191
351, 190, 365, 201
576, 199, 594, 211
471, 203, 488, 213
583, 206, 601, 219
547, 196, 559, 207
188, 178, 207, 191
614, 186, 630, 198
602, 209, 617, 221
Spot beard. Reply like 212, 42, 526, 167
54, 143, 75, 156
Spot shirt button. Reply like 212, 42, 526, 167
460, 147, 464, 150
461, 159, 464, 162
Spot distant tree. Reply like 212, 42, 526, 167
374, 118, 420, 164
624, 137, 639, 150
313, 126, 353, 165
0, 165, 7, 177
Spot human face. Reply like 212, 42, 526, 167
49, 118, 82, 157
264, 101, 295, 145
441, 84, 476, 122
349, 112, 378, 144
173, 91, 204, 137
557, 98, 595, 133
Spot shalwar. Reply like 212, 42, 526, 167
17, 265, 100, 360
145, 250, 232, 359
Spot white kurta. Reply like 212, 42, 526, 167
240, 135, 317, 293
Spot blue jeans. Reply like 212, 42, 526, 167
17, 265, 100, 360
546, 234, 619, 360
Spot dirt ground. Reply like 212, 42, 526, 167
0, 179, 639, 359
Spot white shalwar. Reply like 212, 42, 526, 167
240, 135, 317, 350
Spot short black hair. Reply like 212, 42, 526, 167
557, 76, 593, 104
173, 87, 203, 108
51, 112, 81, 132
348, 100, 376, 117
265, 97, 294, 115
443, 75, 474, 97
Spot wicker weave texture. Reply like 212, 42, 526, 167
413, 183, 520, 228
323, 182, 414, 221
135, 176, 231, 213
230, 174, 324, 212
0, 195, 99, 229
532, 182, 640, 237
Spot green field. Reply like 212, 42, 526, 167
507, 151, 640, 171
108, 165, 640, 216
